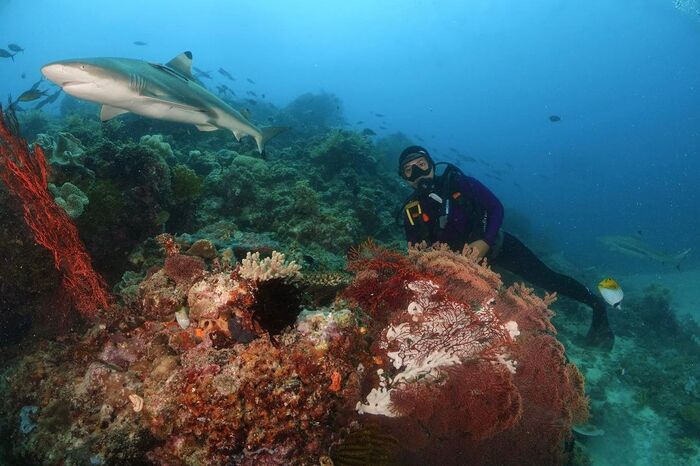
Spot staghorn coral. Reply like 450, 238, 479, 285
238, 250, 301, 282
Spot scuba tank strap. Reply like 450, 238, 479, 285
433, 162, 464, 231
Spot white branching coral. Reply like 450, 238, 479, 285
357, 279, 520, 417
238, 251, 302, 282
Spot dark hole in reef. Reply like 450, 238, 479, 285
250, 278, 302, 335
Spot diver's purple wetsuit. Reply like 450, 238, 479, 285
403, 173, 503, 250
401, 168, 613, 349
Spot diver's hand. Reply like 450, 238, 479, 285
468, 240, 490, 258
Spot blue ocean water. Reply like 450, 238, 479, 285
1, 1, 700, 465
2, 0, 697, 271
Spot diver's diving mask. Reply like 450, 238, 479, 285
402, 156, 432, 182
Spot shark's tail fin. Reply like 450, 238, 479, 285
673, 248, 691, 271
254, 126, 289, 154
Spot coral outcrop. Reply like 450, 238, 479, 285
344, 242, 588, 465
0, 240, 586, 465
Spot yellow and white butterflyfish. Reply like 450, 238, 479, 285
598, 277, 624, 308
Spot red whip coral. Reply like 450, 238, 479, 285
346, 243, 587, 466
0, 108, 109, 318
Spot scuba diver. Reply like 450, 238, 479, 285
398, 145, 614, 351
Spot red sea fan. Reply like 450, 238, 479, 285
343, 240, 424, 323
390, 361, 522, 448
349, 243, 587, 466
409, 242, 503, 307
0, 107, 109, 318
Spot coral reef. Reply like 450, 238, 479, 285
277, 92, 346, 136
0, 245, 362, 465
0, 89, 598, 465
309, 129, 377, 174
0, 238, 587, 465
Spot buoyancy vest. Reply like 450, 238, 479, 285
401, 163, 487, 250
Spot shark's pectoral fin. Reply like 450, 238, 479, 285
100, 105, 129, 121
140, 96, 208, 113
231, 129, 244, 141
195, 124, 218, 132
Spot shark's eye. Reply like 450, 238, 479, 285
80, 65, 86, 70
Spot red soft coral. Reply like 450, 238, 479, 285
0, 108, 109, 318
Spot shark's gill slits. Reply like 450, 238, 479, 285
128, 74, 145, 93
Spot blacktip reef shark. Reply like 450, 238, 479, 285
598, 234, 691, 269
41, 51, 286, 153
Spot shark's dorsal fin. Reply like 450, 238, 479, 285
100, 105, 129, 121
166, 51, 194, 78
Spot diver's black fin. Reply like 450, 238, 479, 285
584, 301, 615, 351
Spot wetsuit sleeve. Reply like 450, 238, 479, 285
460, 176, 504, 247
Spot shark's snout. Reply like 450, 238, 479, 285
42, 61, 94, 87
41, 63, 67, 83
